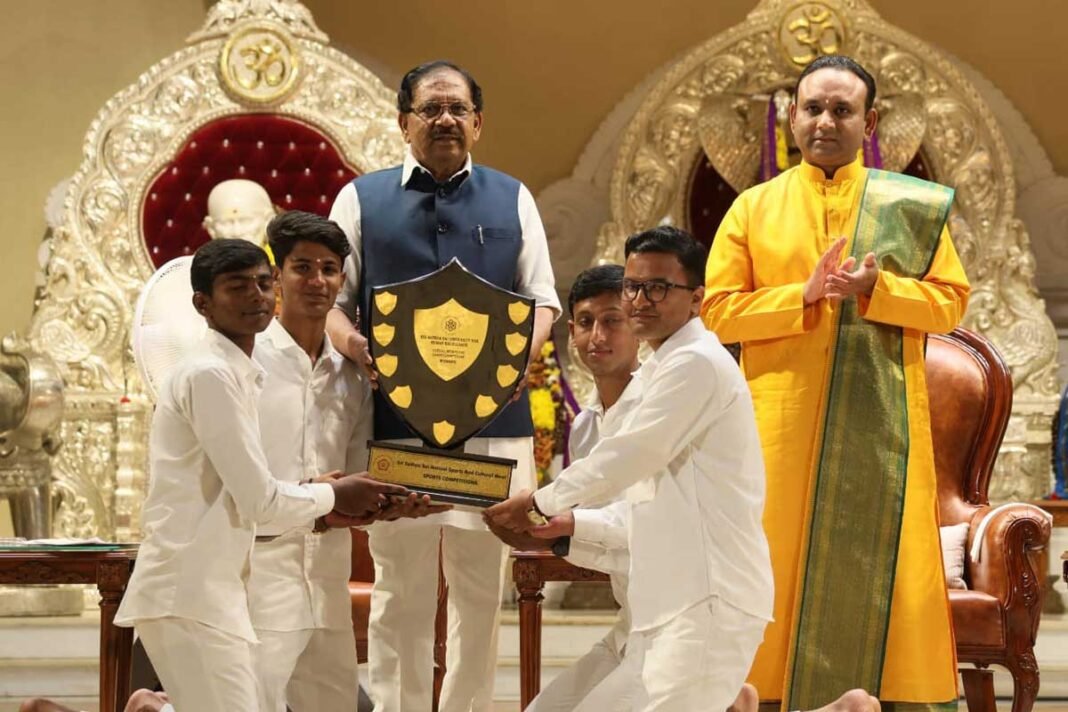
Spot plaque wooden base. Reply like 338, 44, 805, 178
368, 441, 515, 508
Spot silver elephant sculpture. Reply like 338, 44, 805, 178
0, 333, 64, 539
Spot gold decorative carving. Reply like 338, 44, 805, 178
26, 1, 403, 540
589, 0, 1059, 500
779, 2, 847, 68
219, 23, 301, 106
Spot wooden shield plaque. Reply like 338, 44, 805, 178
367, 258, 535, 507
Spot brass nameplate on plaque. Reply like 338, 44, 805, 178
368, 441, 515, 508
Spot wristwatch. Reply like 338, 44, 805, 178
551, 536, 571, 558
525, 493, 548, 527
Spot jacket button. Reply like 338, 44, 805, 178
437, 223, 449, 234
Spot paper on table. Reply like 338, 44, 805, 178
0, 537, 114, 547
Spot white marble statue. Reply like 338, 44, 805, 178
202, 179, 276, 245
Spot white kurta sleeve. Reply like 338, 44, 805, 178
328, 182, 363, 321
533, 345, 721, 514
515, 183, 561, 316
184, 365, 335, 527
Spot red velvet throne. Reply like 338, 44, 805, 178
141, 114, 357, 266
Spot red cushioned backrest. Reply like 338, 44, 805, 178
142, 114, 359, 267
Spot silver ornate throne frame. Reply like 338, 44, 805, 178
566, 0, 1058, 501
26, 0, 404, 540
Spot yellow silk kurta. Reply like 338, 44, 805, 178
702, 159, 969, 703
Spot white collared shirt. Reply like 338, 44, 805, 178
535, 318, 774, 630
563, 375, 643, 655
248, 319, 372, 632
329, 147, 561, 319
115, 330, 335, 642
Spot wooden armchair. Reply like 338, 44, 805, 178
927, 328, 1052, 712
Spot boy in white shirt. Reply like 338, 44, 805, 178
504, 264, 752, 712
115, 238, 407, 712
251, 211, 448, 711
488, 227, 773, 711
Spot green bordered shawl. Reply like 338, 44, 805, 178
783, 170, 955, 712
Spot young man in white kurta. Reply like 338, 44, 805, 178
489, 227, 774, 711
527, 383, 638, 712
520, 264, 639, 712
250, 211, 447, 711
250, 317, 371, 711
115, 240, 402, 712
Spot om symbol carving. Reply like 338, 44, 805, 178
220, 25, 300, 104
779, 3, 847, 68
238, 38, 288, 89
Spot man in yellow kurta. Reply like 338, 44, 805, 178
702, 55, 969, 712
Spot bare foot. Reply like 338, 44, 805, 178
817, 688, 880, 712
124, 689, 170, 712
728, 683, 759, 712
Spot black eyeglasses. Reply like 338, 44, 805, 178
411, 102, 475, 122
621, 279, 699, 303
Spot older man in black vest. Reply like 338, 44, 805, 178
326, 60, 559, 712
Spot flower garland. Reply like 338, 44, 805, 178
528, 338, 572, 485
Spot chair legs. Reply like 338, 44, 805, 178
961, 667, 995, 712
960, 655, 1040, 712
1004, 650, 1040, 712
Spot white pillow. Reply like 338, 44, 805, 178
940, 522, 969, 590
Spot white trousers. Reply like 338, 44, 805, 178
135, 617, 258, 712
252, 627, 359, 712
367, 523, 508, 712
580, 597, 767, 712
525, 637, 628, 712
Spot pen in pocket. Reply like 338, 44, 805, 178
476, 224, 484, 245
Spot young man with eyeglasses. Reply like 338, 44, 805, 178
325, 60, 560, 711
487, 227, 773, 711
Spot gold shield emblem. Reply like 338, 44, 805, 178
413, 298, 489, 382
496, 364, 519, 388
388, 385, 412, 409
433, 420, 456, 446
375, 291, 398, 316
376, 353, 398, 378
505, 332, 528, 356
474, 394, 498, 418
508, 300, 531, 325
373, 322, 395, 347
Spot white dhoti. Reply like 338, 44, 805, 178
367, 436, 533, 712
584, 597, 766, 712
248, 530, 359, 712
252, 627, 359, 712
526, 637, 628, 712
135, 617, 258, 712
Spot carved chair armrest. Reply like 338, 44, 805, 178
965, 503, 1051, 641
